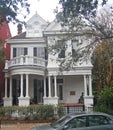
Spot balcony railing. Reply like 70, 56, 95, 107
5, 55, 46, 69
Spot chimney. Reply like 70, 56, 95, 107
17, 23, 22, 34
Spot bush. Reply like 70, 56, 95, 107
57, 105, 65, 117
0, 104, 62, 121
94, 87, 113, 115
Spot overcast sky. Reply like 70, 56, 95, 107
9, 0, 113, 36
28, 0, 59, 21
9, 0, 59, 36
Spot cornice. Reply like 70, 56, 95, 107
6, 38, 46, 44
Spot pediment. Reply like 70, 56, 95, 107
26, 13, 48, 37
45, 20, 63, 32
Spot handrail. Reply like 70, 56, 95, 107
4, 55, 46, 69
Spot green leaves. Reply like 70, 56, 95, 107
0, 38, 5, 64
92, 39, 113, 91
0, 0, 30, 24
59, 0, 107, 18
95, 87, 113, 114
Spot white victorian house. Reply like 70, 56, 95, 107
3, 13, 94, 110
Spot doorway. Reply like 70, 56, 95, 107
12, 79, 20, 105
34, 79, 44, 104
58, 84, 63, 100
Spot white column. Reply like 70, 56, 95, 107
43, 76, 46, 97
89, 75, 92, 96
5, 77, 8, 98
9, 76, 12, 98
20, 74, 23, 97
48, 76, 51, 97
84, 75, 87, 96
54, 75, 57, 97
26, 74, 29, 97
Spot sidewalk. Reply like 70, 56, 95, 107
0, 121, 49, 130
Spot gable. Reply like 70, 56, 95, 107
45, 20, 63, 32
26, 13, 48, 37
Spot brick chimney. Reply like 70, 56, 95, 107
17, 23, 22, 34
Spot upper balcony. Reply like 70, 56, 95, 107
4, 55, 47, 69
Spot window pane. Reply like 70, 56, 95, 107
13, 48, 16, 57
24, 48, 28, 55
88, 115, 111, 126
34, 47, 37, 56
67, 116, 86, 128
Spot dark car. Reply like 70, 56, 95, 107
29, 112, 113, 130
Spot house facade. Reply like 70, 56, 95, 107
3, 13, 93, 110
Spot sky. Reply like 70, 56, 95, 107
9, 0, 113, 37
9, 0, 59, 36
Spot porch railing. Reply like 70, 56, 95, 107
5, 55, 47, 69
61, 103, 85, 114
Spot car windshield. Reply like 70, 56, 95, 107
51, 115, 72, 128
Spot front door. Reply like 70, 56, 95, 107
58, 84, 63, 101
12, 79, 20, 105
34, 79, 44, 104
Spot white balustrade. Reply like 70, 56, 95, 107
5, 55, 46, 69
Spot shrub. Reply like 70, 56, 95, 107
57, 105, 65, 117
94, 87, 113, 115
0, 104, 55, 121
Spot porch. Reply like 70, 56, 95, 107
3, 74, 94, 112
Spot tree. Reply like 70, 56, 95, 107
57, 0, 111, 39
0, 0, 30, 24
91, 9, 113, 92
0, 39, 5, 64
52, 0, 113, 68
0, 0, 30, 64
92, 39, 113, 92
95, 87, 113, 114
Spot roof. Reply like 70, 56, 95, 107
10, 32, 45, 40
11, 32, 26, 39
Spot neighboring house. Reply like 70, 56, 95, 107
0, 21, 11, 103
3, 13, 93, 111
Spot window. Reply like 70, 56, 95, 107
13, 47, 28, 58
33, 47, 45, 58
24, 48, 27, 55
57, 40, 65, 58
34, 47, 37, 56
66, 116, 86, 128
58, 49, 65, 58
13, 48, 16, 57
88, 115, 112, 126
